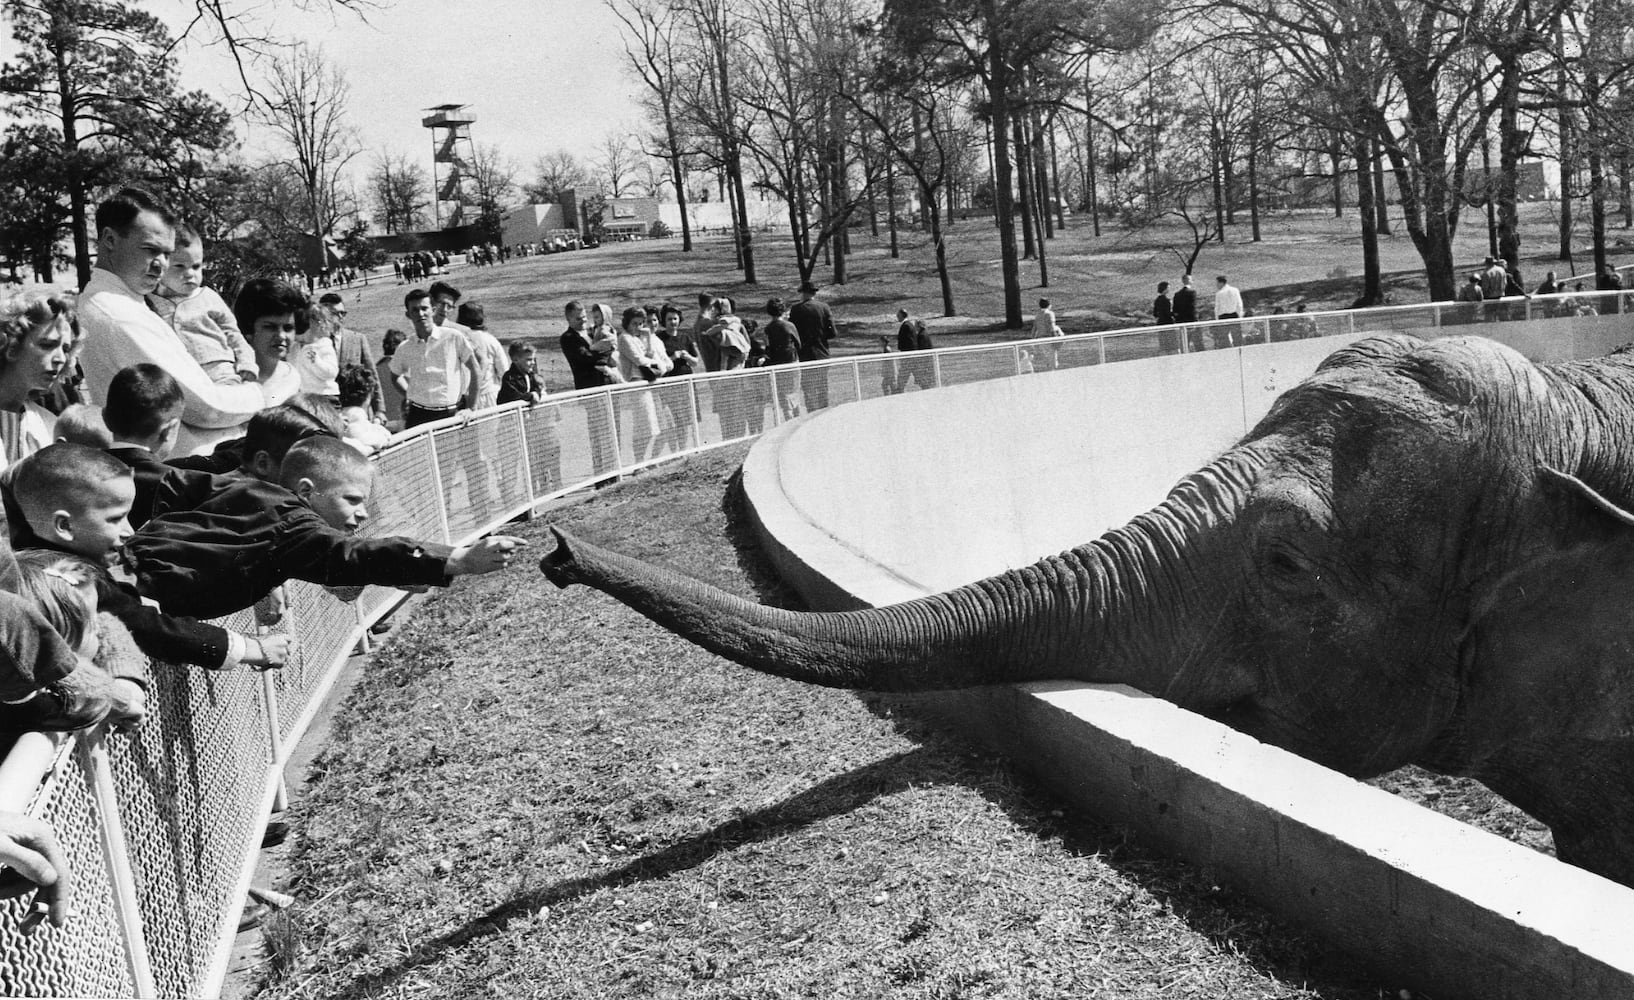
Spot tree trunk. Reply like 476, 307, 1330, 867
1353, 136, 1383, 305
1014, 119, 1036, 261
829, 96, 847, 285
51, 10, 91, 288
1481, 132, 1499, 260
1558, 11, 1575, 266
665, 121, 693, 252
1049, 117, 1066, 230
1371, 138, 1390, 235
925, 182, 955, 316
984, 0, 1023, 329
725, 161, 743, 270
1330, 131, 1344, 218
1087, 115, 1101, 237
1210, 120, 1226, 240
886, 159, 898, 259
1248, 114, 1262, 242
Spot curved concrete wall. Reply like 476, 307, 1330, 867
760, 318, 1634, 605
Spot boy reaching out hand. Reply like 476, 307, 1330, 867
125, 429, 524, 620
3, 444, 291, 671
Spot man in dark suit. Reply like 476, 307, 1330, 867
1172, 274, 1201, 352
556, 299, 617, 474
789, 281, 838, 410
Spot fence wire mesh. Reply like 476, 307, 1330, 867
0, 763, 132, 999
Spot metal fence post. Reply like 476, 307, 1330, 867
1097, 337, 1107, 365
78, 731, 158, 999
513, 408, 536, 514
422, 434, 453, 545
851, 360, 863, 405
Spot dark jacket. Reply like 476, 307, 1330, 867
106, 446, 174, 530
764, 318, 801, 365
496, 367, 544, 405
125, 473, 454, 620
789, 298, 837, 361
1152, 294, 1173, 325
4, 493, 234, 669
1172, 286, 1197, 323
560, 328, 616, 389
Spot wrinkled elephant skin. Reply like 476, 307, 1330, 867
541, 335, 1634, 887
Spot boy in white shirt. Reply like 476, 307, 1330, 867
146, 225, 257, 386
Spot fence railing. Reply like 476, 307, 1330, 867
0, 287, 1625, 998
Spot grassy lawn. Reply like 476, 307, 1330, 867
254, 447, 1420, 999
337, 200, 1617, 397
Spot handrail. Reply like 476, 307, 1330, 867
0, 289, 1626, 998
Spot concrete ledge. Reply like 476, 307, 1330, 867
740, 339, 1634, 999
916, 683, 1634, 1000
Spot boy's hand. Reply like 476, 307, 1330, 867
245, 634, 293, 670
106, 679, 147, 732
325, 585, 365, 603
447, 536, 528, 576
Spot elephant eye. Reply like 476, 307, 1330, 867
1267, 550, 1303, 576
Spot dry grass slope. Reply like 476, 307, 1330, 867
252, 446, 1439, 1000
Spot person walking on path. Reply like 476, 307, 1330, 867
789, 281, 837, 411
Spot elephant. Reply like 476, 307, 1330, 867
541, 334, 1634, 888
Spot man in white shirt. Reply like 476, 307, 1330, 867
77, 187, 265, 456
1213, 274, 1245, 349
390, 287, 481, 428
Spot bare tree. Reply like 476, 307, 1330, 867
253, 43, 361, 241
367, 153, 429, 234
595, 133, 637, 196
467, 142, 518, 243
525, 149, 589, 203
607, 0, 694, 249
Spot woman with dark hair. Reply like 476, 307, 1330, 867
377, 329, 409, 431
0, 292, 74, 470
232, 278, 307, 408
455, 301, 505, 411
764, 297, 802, 421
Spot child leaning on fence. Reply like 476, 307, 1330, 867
1, 548, 148, 733
123, 423, 526, 621
3, 444, 291, 672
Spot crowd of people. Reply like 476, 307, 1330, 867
0, 187, 534, 929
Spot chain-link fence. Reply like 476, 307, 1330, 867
0, 292, 1622, 996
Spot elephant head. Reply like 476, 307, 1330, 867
542, 335, 1634, 885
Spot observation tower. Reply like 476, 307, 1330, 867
421, 103, 477, 228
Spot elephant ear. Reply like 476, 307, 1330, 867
1456, 465, 1634, 757
1451, 465, 1634, 884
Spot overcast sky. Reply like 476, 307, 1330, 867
160, 0, 646, 186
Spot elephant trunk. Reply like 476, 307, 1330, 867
539, 445, 1266, 695
541, 527, 1104, 691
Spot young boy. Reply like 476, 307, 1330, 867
146, 225, 258, 386
496, 340, 545, 405
125, 431, 525, 621
4, 444, 290, 671
101, 363, 185, 530
52, 404, 112, 450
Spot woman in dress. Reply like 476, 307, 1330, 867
0, 292, 75, 470
455, 301, 506, 411
615, 305, 671, 464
